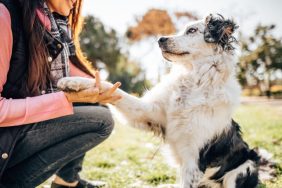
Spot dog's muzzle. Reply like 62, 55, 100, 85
158, 37, 168, 47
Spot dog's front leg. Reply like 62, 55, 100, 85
57, 77, 166, 135
180, 163, 202, 188
111, 86, 166, 135
57, 77, 96, 91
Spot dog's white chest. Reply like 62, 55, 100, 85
167, 76, 204, 110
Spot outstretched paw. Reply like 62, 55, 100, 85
57, 77, 95, 92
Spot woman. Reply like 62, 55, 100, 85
0, 0, 121, 187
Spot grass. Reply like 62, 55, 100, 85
40, 104, 282, 188
242, 85, 282, 99
234, 105, 282, 188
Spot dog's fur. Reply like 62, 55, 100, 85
58, 14, 259, 188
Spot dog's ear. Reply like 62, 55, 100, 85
204, 14, 239, 51
204, 14, 217, 43
205, 14, 213, 28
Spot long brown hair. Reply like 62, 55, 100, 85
22, 0, 94, 96
68, 0, 95, 77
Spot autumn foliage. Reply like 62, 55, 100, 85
126, 9, 176, 41
174, 11, 199, 20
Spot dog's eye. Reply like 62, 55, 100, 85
186, 28, 197, 34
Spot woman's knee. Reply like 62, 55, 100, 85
96, 107, 114, 138
74, 106, 114, 137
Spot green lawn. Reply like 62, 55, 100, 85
40, 104, 282, 188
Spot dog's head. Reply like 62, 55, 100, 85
158, 14, 238, 67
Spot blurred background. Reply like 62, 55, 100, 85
79, 0, 282, 98
41, 1, 282, 187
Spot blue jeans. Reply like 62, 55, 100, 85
1, 106, 114, 188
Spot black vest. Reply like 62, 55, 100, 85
1, 0, 28, 99
0, 0, 67, 99
0, 0, 93, 181
0, 0, 90, 99
0, 0, 64, 181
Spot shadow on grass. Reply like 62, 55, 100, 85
96, 161, 116, 168
145, 174, 173, 186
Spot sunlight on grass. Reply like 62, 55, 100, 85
234, 105, 282, 188
80, 121, 176, 188
40, 104, 282, 188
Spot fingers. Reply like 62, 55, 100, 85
100, 95, 122, 105
104, 82, 121, 96
95, 81, 121, 102
79, 87, 99, 97
68, 87, 99, 103
95, 82, 120, 101
64, 78, 122, 104
95, 71, 101, 90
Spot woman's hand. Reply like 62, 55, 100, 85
64, 71, 122, 104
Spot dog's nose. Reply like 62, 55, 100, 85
158, 37, 168, 44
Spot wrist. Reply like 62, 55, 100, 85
63, 92, 73, 103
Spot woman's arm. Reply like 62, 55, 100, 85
0, 4, 73, 127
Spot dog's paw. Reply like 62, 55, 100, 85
57, 77, 95, 92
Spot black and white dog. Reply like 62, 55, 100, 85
58, 14, 259, 188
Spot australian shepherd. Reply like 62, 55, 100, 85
58, 14, 259, 188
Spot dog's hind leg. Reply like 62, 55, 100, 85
222, 160, 258, 188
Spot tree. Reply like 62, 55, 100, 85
79, 15, 150, 95
126, 9, 176, 41
124, 9, 199, 83
79, 16, 120, 69
239, 25, 282, 97
126, 9, 198, 41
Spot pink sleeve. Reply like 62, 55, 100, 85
69, 61, 93, 78
0, 4, 73, 127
